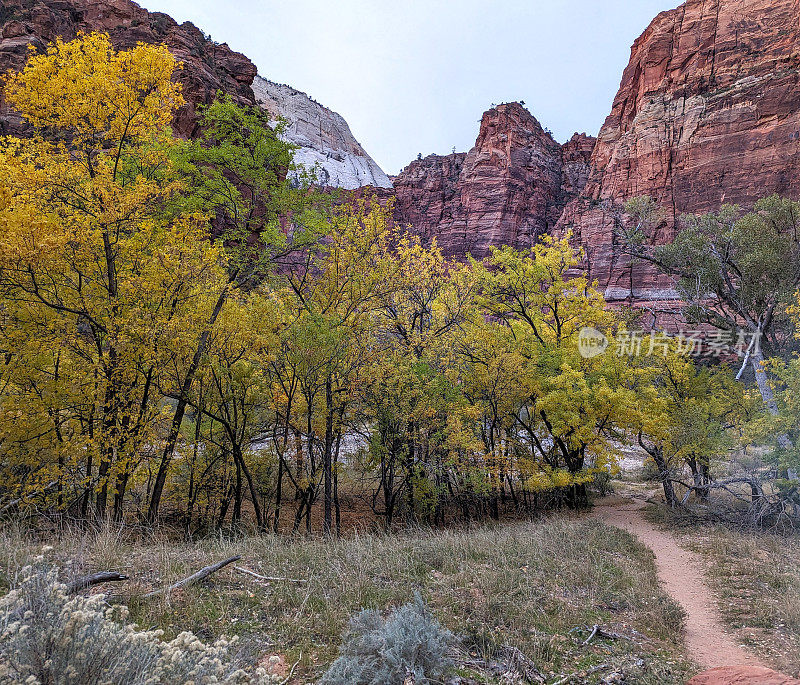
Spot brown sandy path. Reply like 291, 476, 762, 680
590, 494, 764, 671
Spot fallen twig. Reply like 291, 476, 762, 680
497, 644, 546, 683
233, 566, 306, 583
550, 674, 574, 685
583, 624, 600, 646
66, 571, 129, 595
582, 624, 628, 646
278, 652, 301, 685
143, 555, 240, 599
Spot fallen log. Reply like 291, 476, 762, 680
66, 571, 129, 595
143, 555, 240, 599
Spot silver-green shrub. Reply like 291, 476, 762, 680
319, 594, 452, 685
0, 565, 271, 685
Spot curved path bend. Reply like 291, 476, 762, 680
589, 495, 764, 671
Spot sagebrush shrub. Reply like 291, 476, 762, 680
0, 564, 273, 685
320, 593, 452, 685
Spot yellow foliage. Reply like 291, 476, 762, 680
4, 32, 183, 147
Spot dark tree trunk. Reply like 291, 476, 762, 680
148, 285, 231, 524
333, 432, 342, 536
652, 447, 678, 507
232, 460, 242, 524
112, 471, 129, 522
217, 483, 233, 530
273, 451, 284, 534
323, 377, 334, 536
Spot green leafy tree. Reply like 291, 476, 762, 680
147, 94, 330, 522
624, 195, 800, 426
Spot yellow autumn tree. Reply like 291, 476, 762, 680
471, 237, 637, 508
0, 34, 228, 519
279, 198, 397, 534
363, 230, 478, 525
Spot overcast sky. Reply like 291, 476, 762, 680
143, 0, 680, 175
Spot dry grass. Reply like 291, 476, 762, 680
648, 506, 800, 676
0, 517, 694, 683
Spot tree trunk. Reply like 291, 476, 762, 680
217, 483, 232, 530
687, 458, 710, 502
148, 285, 231, 523
112, 471, 129, 522
323, 377, 334, 536
406, 421, 415, 520
334, 432, 342, 536
750, 347, 792, 448
232, 459, 242, 524
273, 451, 284, 534
651, 446, 678, 507
232, 443, 263, 529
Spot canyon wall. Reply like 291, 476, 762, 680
394, 0, 800, 310
0, 0, 257, 138
555, 0, 800, 303
4, 0, 800, 298
392, 103, 594, 257
0, 0, 390, 190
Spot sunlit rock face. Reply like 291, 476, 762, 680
252, 76, 392, 190
555, 0, 800, 304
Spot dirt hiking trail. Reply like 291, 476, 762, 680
590, 494, 764, 671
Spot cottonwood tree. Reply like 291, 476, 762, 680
633, 349, 751, 506
282, 199, 395, 534
624, 195, 800, 425
473, 237, 637, 508
364, 233, 477, 525
146, 95, 328, 522
0, 34, 227, 518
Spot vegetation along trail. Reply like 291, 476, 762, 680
590, 494, 764, 671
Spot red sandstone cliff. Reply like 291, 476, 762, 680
557, 0, 800, 302
393, 103, 595, 258
395, 0, 800, 308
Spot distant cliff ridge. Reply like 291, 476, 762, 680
252, 77, 392, 190
392, 103, 594, 258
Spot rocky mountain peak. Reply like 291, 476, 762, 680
252, 76, 392, 190
392, 103, 595, 258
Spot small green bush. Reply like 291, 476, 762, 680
320, 593, 452, 685
0, 565, 269, 684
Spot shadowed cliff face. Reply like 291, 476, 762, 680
0, 0, 391, 190
0, 0, 258, 138
392, 103, 595, 258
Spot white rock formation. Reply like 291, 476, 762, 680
252, 76, 392, 190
